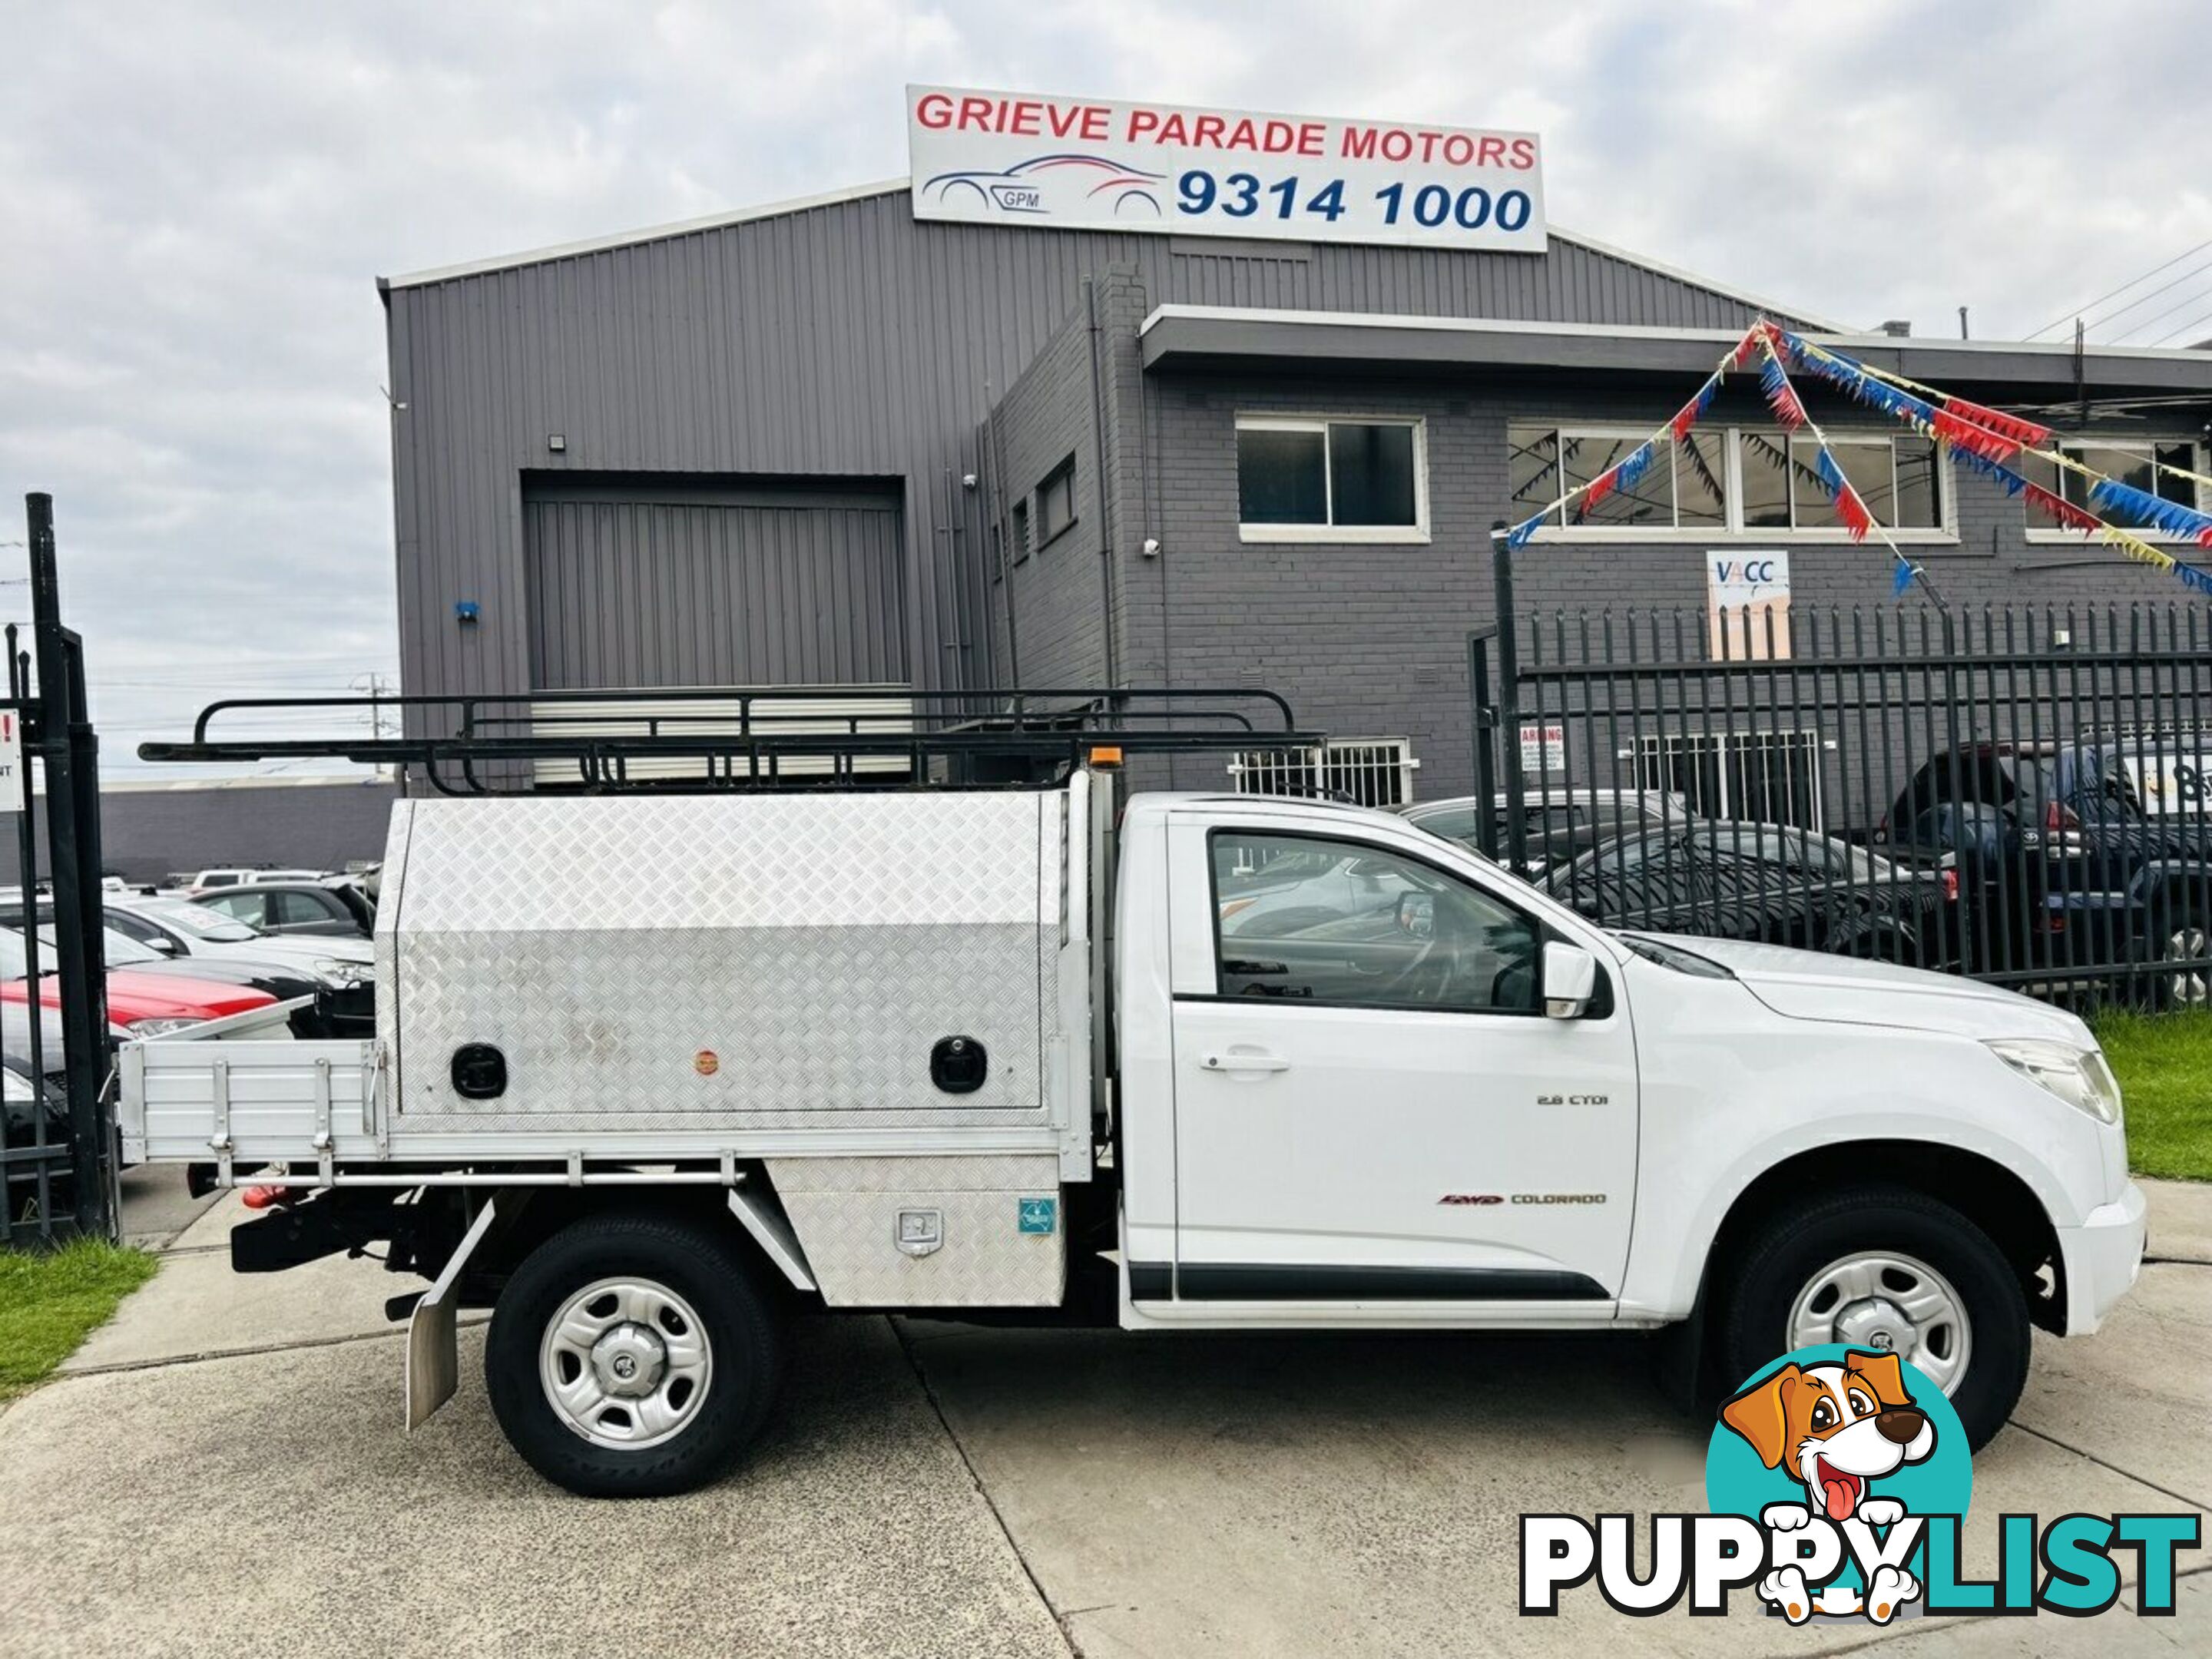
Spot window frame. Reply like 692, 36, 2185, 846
1200, 827, 1551, 1018
1235, 414, 1431, 545
1035, 455, 1078, 549
1008, 495, 1031, 565
1509, 422, 1958, 545
2022, 439, 2209, 545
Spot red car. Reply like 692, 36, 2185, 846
2, 929, 275, 1038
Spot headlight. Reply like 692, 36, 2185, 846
316, 960, 370, 985
1985, 1038, 2123, 1124
126, 1016, 206, 1038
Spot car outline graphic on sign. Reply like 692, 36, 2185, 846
921, 153, 1167, 220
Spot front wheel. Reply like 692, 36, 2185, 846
1717, 1185, 2029, 1451
485, 1210, 784, 1497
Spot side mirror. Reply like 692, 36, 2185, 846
1396, 892, 1435, 939
145, 935, 180, 956
1541, 941, 1599, 1019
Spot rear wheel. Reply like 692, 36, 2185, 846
2156, 912, 2211, 1009
486, 1210, 783, 1497
1717, 1185, 2028, 1451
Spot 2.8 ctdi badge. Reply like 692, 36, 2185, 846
1521, 1345, 2199, 1624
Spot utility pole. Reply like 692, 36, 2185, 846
349, 671, 398, 778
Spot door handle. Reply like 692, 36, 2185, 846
1203, 1051, 1291, 1074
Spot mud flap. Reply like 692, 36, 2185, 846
404, 1197, 499, 1431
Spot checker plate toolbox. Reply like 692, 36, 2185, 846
122, 685, 1317, 1308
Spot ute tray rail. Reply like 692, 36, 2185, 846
138, 684, 1321, 795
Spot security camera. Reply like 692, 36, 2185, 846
962, 472, 979, 489
1141, 537, 1161, 558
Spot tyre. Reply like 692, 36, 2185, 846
485, 1210, 783, 1497
2151, 911, 2210, 1011
1717, 1185, 2028, 1452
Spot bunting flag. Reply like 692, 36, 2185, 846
1500, 313, 2212, 601
1810, 445, 1875, 541
1758, 353, 1808, 430
2024, 480, 2101, 534
1943, 396, 2051, 449
1496, 320, 1765, 550
2088, 478, 2212, 548
1671, 373, 1721, 441
1780, 327, 2212, 594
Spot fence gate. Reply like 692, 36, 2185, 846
2, 493, 114, 1244
1473, 595, 2212, 1003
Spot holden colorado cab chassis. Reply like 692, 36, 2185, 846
121, 762, 2145, 1495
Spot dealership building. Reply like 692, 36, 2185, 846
376, 94, 2212, 812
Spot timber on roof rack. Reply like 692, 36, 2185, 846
137, 684, 1321, 796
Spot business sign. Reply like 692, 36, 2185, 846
907, 84, 1545, 252
1707, 550, 1792, 662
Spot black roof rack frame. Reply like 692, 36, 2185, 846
137, 684, 1324, 796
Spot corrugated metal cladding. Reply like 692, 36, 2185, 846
523, 478, 906, 690
386, 185, 1796, 711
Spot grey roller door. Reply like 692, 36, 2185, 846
525, 478, 908, 691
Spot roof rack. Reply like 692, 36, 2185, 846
137, 685, 1322, 796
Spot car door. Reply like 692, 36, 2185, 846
1162, 817, 1639, 1310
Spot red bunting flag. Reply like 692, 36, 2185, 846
1577, 465, 1621, 518
1944, 397, 2052, 449
1930, 407, 2020, 463
2024, 481, 2103, 534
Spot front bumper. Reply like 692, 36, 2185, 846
2058, 1180, 2148, 1336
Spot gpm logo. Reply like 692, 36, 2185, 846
1520, 1346, 2200, 1624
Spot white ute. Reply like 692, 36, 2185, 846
121, 761, 2146, 1495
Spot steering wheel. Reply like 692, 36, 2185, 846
1366, 930, 1459, 1005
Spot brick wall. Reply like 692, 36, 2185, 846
1134, 369, 2207, 802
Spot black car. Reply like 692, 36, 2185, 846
1879, 742, 2212, 1002
1545, 823, 1954, 964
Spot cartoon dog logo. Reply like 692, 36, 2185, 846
1719, 1349, 1936, 1623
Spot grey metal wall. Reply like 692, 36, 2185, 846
0, 779, 400, 887
523, 479, 906, 690
385, 190, 1795, 711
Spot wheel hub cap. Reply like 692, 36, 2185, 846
539, 1277, 714, 1450
591, 1324, 666, 1398
1786, 1250, 1972, 1396
1833, 1296, 1912, 1357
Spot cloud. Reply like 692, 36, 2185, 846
2, 0, 2207, 771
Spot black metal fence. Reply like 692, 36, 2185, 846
1471, 600, 2212, 1005
2, 493, 114, 1245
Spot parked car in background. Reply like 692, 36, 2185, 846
104, 896, 373, 979
183, 866, 323, 897
1879, 741, 2212, 1002
197, 879, 373, 938
1545, 822, 1955, 965
1, 927, 276, 1038
1397, 788, 1695, 875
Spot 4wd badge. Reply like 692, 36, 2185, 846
1017, 1197, 1058, 1236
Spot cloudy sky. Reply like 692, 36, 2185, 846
4, 0, 2209, 774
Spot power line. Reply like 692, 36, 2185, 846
2024, 233, 2212, 340
2147, 303, 2212, 349
2085, 257, 2212, 338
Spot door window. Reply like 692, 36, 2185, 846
204, 891, 270, 926
272, 891, 335, 927
1210, 833, 1541, 1013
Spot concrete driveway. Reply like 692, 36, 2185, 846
0, 1181, 2204, 1657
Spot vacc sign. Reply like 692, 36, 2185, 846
907, 84, 1546, 253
